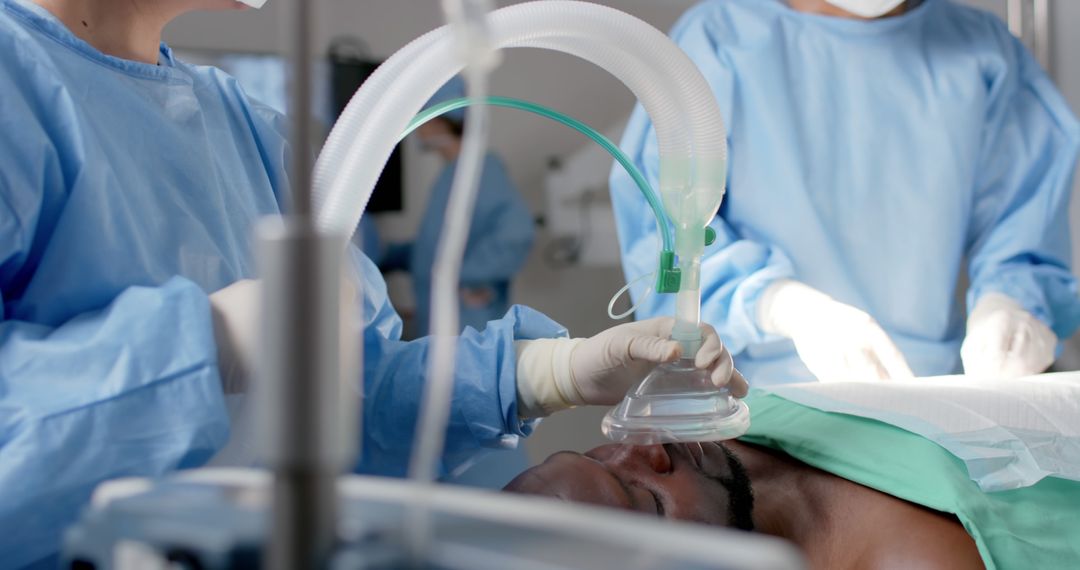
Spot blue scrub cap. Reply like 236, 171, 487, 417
425, 76, 467, 123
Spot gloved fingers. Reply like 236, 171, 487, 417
790, 342, 836, 382
996, 359, 1029, 380
960, 332, 995, 376
626, 335, 682, 365
1004, 326, 1054, 377
866, 355, 890, 381
843, 347, 889, 381
703, 344, 734, 386
866, 328, 915, 380
982, 316, 1015, 355
963, 322, 1021, 380
691, 324, 745, 392
964, 349, 1007, 379
693, 324, 725, 369
209, 279, 262, 394
727, 367, 749, 398
1005, 326, 1030, 360
634, 316, 676, 338
693, 332, 748, 395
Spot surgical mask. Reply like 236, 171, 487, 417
237, 0, 268, 8
823, 0, 906, 18
419, 133, 457, 154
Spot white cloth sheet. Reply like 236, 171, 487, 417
763, 372, 1080, 491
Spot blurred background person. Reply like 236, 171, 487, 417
382, 77, 535, 336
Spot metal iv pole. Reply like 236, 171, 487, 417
258, 0, 351, 568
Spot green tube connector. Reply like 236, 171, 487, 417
656, 228, 715, 293
656, 251, 681, 294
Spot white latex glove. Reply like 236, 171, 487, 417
961, 293, 1056, 380
209, 279, 261, 394
515, 317, 748, 419
758, 279, 914, 382
209, 277, 359, 395
208, 277, 358, 395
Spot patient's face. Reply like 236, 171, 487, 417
505, 443, 754, 530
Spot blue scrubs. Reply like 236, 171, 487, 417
357, 216, 383, 264
384, 154, 535, 334
0, 1, 557, 567
612, 0, 1080, 385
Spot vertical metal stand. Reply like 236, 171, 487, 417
286, 0, 314, 217
257, 0, 352, 568
259, 221, 345, 570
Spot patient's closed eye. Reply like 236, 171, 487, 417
648, 488, 666, 516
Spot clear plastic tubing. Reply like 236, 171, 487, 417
312, 0, 729, 354
405, 96, 674, 253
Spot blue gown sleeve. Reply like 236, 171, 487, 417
345, 249, 563, 478
0, 76, 230, 569
0, 276, 230, 568
610, 8, 794, 353
965, 25, 1080, 339
459, 156, 535, 284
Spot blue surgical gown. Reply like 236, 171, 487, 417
357, 215, 383, 265
612, 0, 1080, 385
383, 154, 535, 334
0, 1, 558, 567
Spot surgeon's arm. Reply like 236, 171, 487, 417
965, 30, 1080, 343
459, 156, 535, 284
347, 249, 561, 478
0, 90, 230, 564
0, 278, 230, 568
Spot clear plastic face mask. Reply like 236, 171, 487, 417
602, 358, 750, 444
602, 160, 747, 444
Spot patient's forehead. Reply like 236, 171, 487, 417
505, 451, 630, 506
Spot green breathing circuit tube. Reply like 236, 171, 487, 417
401, 96, 716, 294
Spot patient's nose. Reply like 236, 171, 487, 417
601, 445, 672, 474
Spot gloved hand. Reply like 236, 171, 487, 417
961, 293, 1056, 380
515, 317, 748, 419
208, 277, 358, 394
757, 279, 914, 382
209, 279, 261, 394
